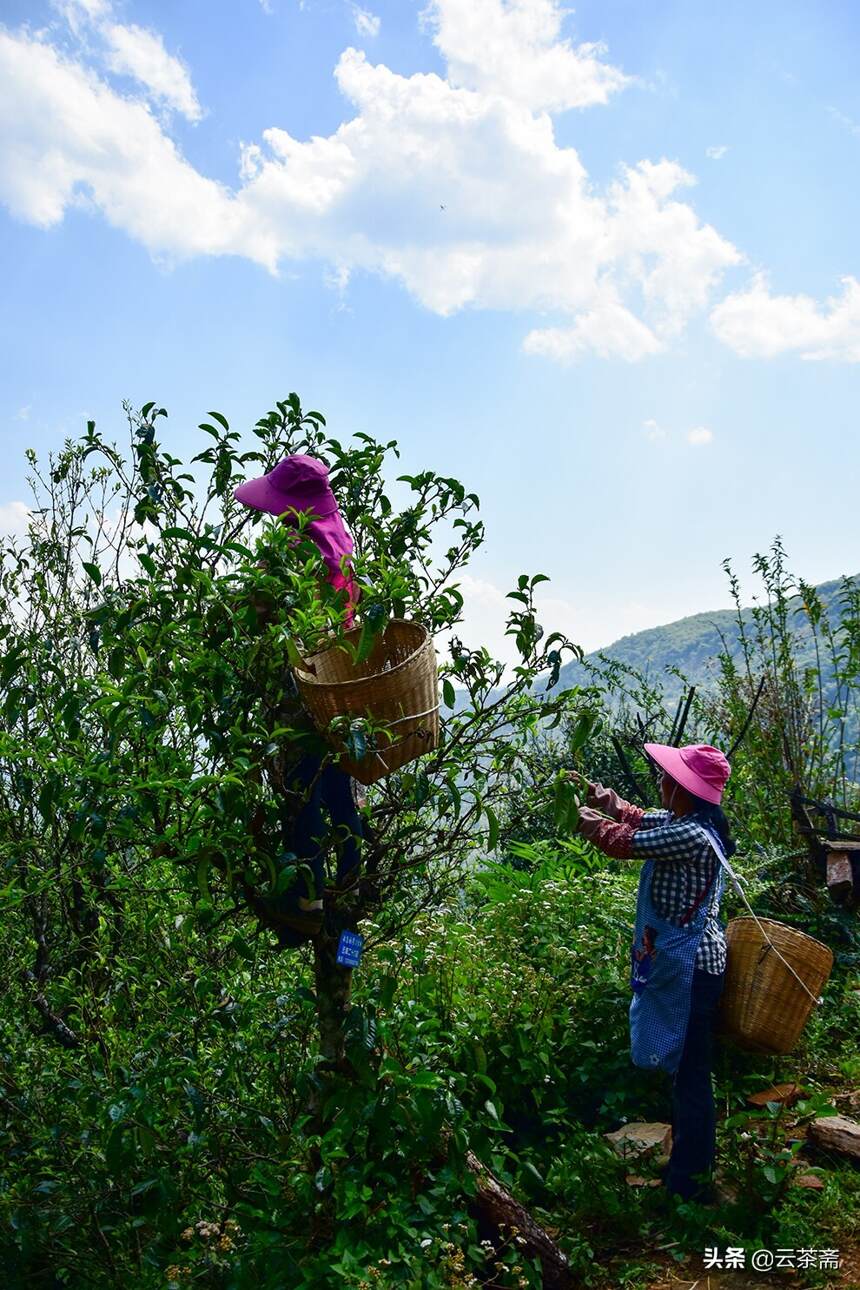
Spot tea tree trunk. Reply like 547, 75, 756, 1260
313, 929, 352, 1070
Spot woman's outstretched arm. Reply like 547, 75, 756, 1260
591, 787, 672, 831
575, 807, 705, 861
566, 770, 667, 828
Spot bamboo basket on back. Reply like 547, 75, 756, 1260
293, 618, 439, 785
718, 916, 833, 1054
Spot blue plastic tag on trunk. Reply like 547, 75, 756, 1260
336, 930, 364, 969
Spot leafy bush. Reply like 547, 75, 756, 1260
3, 403, 858, 1287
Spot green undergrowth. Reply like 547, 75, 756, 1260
2, 845, 859, 1288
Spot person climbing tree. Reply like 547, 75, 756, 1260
234, 453, 363, 946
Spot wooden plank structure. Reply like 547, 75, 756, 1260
791, 787, 860, 908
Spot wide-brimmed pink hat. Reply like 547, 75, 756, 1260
234, 454, 338, 518
644, 742, 730, 805
234, 454, 358, 619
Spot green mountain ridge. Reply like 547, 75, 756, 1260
555, 574, 859, 710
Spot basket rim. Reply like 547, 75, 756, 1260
726, 915, 834, 960
294, 617, 434, 692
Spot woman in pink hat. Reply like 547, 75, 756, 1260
234, 454, 362, 946
570, 742, 735, 1204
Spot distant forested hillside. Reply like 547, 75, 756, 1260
557, 574, 859, 709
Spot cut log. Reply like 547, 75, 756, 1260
605, 1121, 672, 1160
434, 1129, 573, 1288
808, 1115, 860, 1161
746, 1082, 806, 1108
463, 1149, 574, 1289
826, 852, 854, 902
793, 1173, 825, 1189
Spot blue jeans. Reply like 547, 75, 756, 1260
281, 755, 362, 901
665, 967, 725, 1200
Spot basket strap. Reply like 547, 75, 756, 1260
702, 832, 825, 1008
381, 703, 440, 728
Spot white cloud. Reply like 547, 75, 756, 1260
14, 405, 31, 420
711, 272, 860, 362
63, 0, 110, 15
0, 33, 271, 262
642, 419, 712, 445
103, 23, 203, 121
0, 501, 32, 537
325, 263, 351, 293
52, 0, 111, 37
603, 159, 740, 333
323, 262, 352, 312
705, 144, 728, 160
352, 5, 380, 38
827, 106, 860, 139
0, 6, 742, 359
521, 157, 739, 360
425, 0, 631, 112
525, 298, 662, 363
50, 0, 202, 121
643, 417, 666, 441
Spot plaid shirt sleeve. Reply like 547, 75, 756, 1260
630, 815, 709, 861
636, 809, 672, 831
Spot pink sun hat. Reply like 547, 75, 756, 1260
234, 454, 358, 620
643, 742, 731, 805
234, 454, 339, 518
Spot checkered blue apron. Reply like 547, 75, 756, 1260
628, 823, 726, 1074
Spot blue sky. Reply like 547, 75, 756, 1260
1, 0, 858, 659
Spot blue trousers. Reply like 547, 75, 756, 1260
665, 967, 725, 1200
282, 755, 362, 900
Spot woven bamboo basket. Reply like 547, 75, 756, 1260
293, 618, 439, 785
718, 917, 833, 1054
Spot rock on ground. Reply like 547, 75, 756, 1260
605, 1122, 672, 1159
